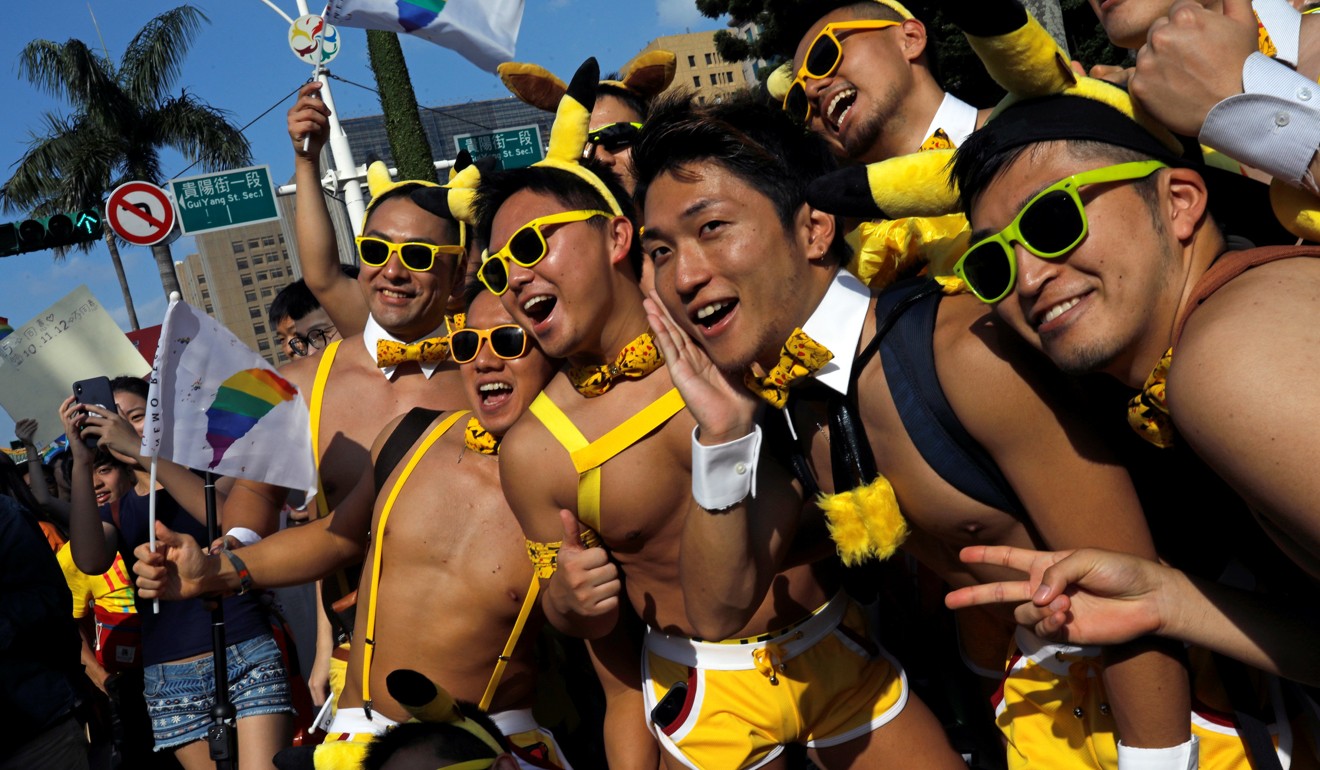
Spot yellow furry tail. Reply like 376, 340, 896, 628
313, 739, 371, 770
818, 476, 909, 567
848, 214, 970, 289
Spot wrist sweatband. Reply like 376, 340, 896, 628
224, 527, 262, 548
1116, 736, 1199, 770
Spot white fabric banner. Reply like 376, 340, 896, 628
324, 0, 524, 72
142, 299, 316, 500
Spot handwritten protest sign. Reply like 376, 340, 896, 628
0, 286, 150, 447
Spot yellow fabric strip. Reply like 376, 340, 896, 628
569, 387, 685, 473
528, 393, 601, 533
309, 339, 341, 521
360, 409, 470, 711
479, 576, 539, 712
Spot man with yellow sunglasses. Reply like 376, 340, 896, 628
786, 0, 988, 164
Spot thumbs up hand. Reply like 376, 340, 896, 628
544, 509, 622, 638
1131, 0, 1260, 137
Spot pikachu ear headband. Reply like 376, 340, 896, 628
531, 57, 624, 216
363, 157, 468, 250
498, 50, 676, 113
409, 149, 493, 242
386, 669, 505, 769
805, 0, 1307, 245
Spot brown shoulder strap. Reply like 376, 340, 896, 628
1173, 246, 1320, 348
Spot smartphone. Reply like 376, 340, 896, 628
650, 680, 690, 731
72, 376, 115, 450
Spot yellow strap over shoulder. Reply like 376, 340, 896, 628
528, 392, 601, 534
309, 339, 342, 521
361, 410, 469, 712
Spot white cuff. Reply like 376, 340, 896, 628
1117, 736, 1199, 770
224, 527, 263, 548
690, 426, 761, 511
1201, 53, 1320, 187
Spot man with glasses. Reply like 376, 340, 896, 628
134, 286, 572, 769
633, 92, 1217, 769
785, 0, 988, 164
270, 276, 353, 363
942, 93, 1320, 673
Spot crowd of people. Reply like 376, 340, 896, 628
7, 0, 1320, 769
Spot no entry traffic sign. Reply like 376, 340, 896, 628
106, 181, 176, 247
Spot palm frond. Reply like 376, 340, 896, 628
120, 5, 209, 105
18, 39, 120, 110
149, 93, 252, 174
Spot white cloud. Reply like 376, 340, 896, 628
656, 0, 706, 29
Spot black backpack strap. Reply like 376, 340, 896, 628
374, 407, 445, 493
1215, 654, 1284, 770
873, 278, 1026, 517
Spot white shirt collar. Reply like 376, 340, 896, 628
922, 92, 979, 149
361, 314, 450, 380
801, 269, 872, 395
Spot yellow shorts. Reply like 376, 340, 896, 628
642, 593, 909, 770
312, 706, 572, 770
327, 642, 350, 709
995, 629, 1292, 769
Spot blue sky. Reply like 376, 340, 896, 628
0, 0, 721, 442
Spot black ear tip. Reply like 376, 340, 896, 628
385, 669, 435, 707
474, 156, 499, 173
365, 152, 382, 166
410, 186, 451, 217
567, 58, 601, 109
455, 149, 473, 171
807, 167, 887, 220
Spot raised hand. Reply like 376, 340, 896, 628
288, 81, 331, 159
645, 291, 758, 445
15, 418, 38, 447
133, 521, 216, 601
58, 396, 94, 464
945, 545, 1171, 646
1130, 0, 1258, 136
79, 404, 142, 467
545, 509, 621, 636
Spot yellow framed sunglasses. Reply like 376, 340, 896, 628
355, 236, 464, 272
783, 20, 901, 123
478, 209, 611, 295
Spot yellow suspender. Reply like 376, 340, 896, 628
361, 409, 469, 715
527, 387, 686, 535
308, 339, 341, 521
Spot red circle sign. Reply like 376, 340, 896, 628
106, 181, 176, 246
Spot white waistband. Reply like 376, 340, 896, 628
327, 707, 399, 737
488, 707, 540, 737
644, 592, 848, 671
1011, 626, 1101, 677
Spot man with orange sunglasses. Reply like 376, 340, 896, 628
785, 0, 989, 164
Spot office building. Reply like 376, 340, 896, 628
642, 30, 751, 102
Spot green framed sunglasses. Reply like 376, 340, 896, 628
478, 209, 611, 295
954, 160, 1169, 303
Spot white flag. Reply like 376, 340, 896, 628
325, 0, 524, 73
141, 299, 316, 500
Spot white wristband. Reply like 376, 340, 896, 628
224, 527, 262, 548
1117, 736, 1199, 770
690, 425, 761, 511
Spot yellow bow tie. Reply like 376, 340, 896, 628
375, 336, 450, 369
568, 331, 665, 398
1255, 12, 1277, 57
464, 417, 499, 455
1127, 347, 1175, 448
919, 128, 954, 152
744, 328, 833, 409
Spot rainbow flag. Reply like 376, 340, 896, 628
0, 316, 12, 340
141, 299, 315, 499
324, 0, 523, 72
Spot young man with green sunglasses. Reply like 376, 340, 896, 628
946, 94, 1320, 684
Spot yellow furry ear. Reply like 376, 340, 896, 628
498, 61, 567, 113
366, 159, 395, 200
1269, 180, 1320, 241
385, 669, 505, 756
850, 215, 970, 287
532, 58, 625, 216
766, 62, 793, 101
817, 476, 908, 567
615, 49, 676, 98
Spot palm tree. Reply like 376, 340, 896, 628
2, 5, 251, 315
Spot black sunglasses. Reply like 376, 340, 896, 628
586, 122, 643, 154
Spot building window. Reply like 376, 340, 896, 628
705, 53, 713, 65
231, 241, 244, 253
252, 254, 264, 265
271, 268, 283, 278
197, 274, 206, 284
249, 306, 262, 319
699, 95, 707, 105
709, 73, 718, 86
261, 236, 276, 246
241, 274, 254, 286
692, 75, 700, 88
726, 71, 734, 83
687, 54, 696, 67
256, 271, 268, 282
244, 290, 257, 302
200, 290, 210, 300
278, 233, 285, 243
261, 287, 273, 298
258, 339, 271, 351
204, 303, 214, 313
248, 239, 259, 249
236, 258, 249, 269
254, 324, 266, 335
